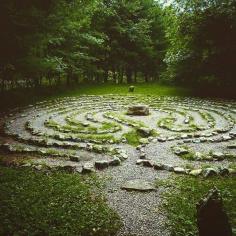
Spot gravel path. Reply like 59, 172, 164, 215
99, 145, 171, 236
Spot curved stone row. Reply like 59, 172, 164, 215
1, 95, 236, 172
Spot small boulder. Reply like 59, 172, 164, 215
137, 127, 153, 137
173, 146, 189, 156
174, 167, 186, 174
227, 143, 236, 149
139, 152, 146, 159
157, 137, 167, 142
202, 168, 218, 178
142, 160, 155, 167
109, 157, 121, 166
69, 156, 80, 162
34, 165, 43, 171
162, 164, 174, 171
82, 162, 95, 174
219, 167, 230, 176
212, 152, 225, 160
95, 160, 109, 170
189, 169, 202, 176
153, 163, 164, 170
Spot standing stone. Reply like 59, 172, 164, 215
128, 86, 135, 92
196, 188, 232, 236
127, 105, 149, 116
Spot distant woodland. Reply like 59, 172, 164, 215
0, 0, 235, 90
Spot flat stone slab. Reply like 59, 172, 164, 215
121, 179, 156, 192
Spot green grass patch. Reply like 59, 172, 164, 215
0, 166, 121, 236
0, 83, 191, 111
159, 176, 236, 236
123, 130, 142, 146
180, 152, 196, 161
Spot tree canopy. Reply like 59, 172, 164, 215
0, 0, 235, 90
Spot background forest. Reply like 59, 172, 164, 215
0, 0, 236, 90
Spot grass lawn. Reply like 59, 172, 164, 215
0, 83, 191, 110
0, 166, 121, 236
159, 176, 236, 236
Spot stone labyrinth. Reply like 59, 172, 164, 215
1, 95, 236, 177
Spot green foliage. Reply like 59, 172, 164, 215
1, 0, 235, 90
0, 166, 121, 236
159, 176, 236, 236
162, 0, 236, 87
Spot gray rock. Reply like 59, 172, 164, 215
82, 162, 95, 174
194, 152, 204, 160
69, 156, 80, 162
127, 105, 149, 116
174, 146, 189, 156
34, 165, 43, 171
109, 157, 121, 166
118, 152, 128, 160
75, 166, 83, 173
95, 160, 109, 170
219, 168, 230, 176
222, 135, 231, 141
227, 143, 236, 149
157, 137, 167, 142
212, 152, 224, 160
142, 160, 155, 167
174, 167, 186, 174
136, 145, 142, 150
21, 163, 32, 167
121, 179, 156, 192
203, 168, 218, 178
139, 152, 146, 159
162, 164, 174, 171
136, 159, 145, 165
181, 134, 188, 139
189, 169, 202, 176
137, 127, 153, 137
153, 163, 164, 170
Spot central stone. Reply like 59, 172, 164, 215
127, 105, 149, 116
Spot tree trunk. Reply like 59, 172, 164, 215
126, 68, 132, 84
103, 70, 108, 83
118, 68, 124, 84
134, 71, 137, 83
